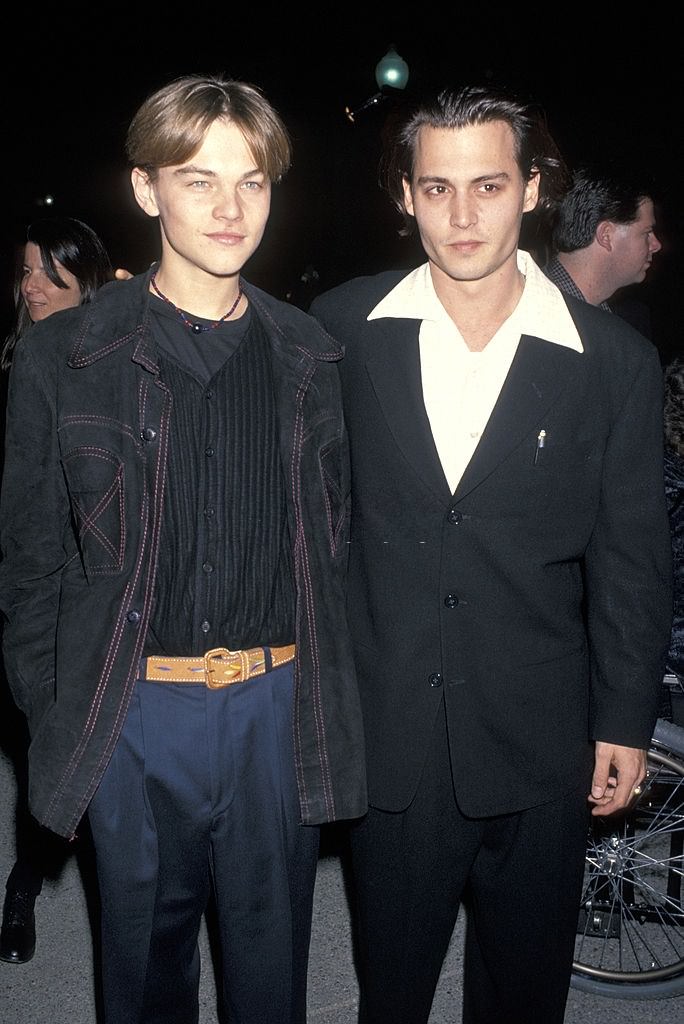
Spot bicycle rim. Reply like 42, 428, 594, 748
572, 747, 684, 992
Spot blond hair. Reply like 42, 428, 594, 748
126, 74, 291, 183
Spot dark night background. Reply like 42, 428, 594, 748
2, 12, 681, 364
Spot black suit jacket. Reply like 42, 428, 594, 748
311, 270, 673, 817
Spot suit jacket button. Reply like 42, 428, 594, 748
428, 672, 443, 687
446, 508, 462, 524
444, 593, 459, 608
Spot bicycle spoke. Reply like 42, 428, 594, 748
573, 743, 684, 988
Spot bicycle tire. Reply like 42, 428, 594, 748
571, 739, 684, 999
652, 717, 684, 760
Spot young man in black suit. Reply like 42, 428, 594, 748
311, 86, 673, 1024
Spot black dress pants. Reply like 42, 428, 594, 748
350, 705, 590, 1024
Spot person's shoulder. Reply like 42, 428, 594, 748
561, 291, 660, 367
310, 270, 412, 321
242, 279, 345, 360
15, 304, 87, 359
15, 272, 148, 367
243, 279, 317, 327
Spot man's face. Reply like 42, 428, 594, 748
20, 242, 82, 322
402, 121, 539, 290
609, 198, 661, 287
132, 118, 271, 282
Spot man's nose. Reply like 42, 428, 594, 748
213, 190, 243, 220
449, 194, 476, 229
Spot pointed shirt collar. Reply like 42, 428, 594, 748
367, 250, 584, 354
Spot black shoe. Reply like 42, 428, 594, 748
0, 888, 36, 963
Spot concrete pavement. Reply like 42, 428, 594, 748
0, 723, 678, 1023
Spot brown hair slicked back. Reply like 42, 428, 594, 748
126, 74, 292, 183
381, 85, 569, 236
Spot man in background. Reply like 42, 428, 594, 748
543, 165, 661, 334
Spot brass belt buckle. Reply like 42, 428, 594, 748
203, 648, 246, 688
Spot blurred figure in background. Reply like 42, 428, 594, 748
543, 164, 661, 336
664, 357, 684, 715
0, 216, 113, 963
1, 216, 113, 370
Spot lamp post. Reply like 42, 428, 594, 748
374, 46, 409, 91
345, 45, 410, 123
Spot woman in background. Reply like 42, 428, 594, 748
1, 216, 113, 370
0, 216, 113, 964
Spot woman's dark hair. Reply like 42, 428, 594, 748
664, 357, 684, 457
1, 216, 113, 371
380, 84, 570, 237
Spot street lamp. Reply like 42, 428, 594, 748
345, 45, 410, 123
374, 46, 409, 91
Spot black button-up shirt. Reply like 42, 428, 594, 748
144, 297, 295, 656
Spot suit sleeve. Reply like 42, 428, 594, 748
585, 344, 673, 749
0, 337, 70, 726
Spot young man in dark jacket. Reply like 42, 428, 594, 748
311, 86, 672, 1024
0, 74, 366, 1024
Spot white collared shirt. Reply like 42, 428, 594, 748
368, 251, 583, 493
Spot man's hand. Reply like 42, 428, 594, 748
588, 741, 647, 816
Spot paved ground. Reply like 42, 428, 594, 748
0, 711, 679, 1023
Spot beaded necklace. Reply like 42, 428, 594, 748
150, 272, 243, 334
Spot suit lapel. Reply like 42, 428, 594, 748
365, 319, 451, 502
363, 323, 581, 505
454, 334, 579, 500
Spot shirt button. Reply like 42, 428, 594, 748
201, 620, 211, 633
202, 562, 214, 574
204, 507, 215, 518
141, 427, 157, 442
205, 389, 213, 400
126, 609, 141, 623
444, 593, 459, 608
205, 446, 215, 457
428, 672, 443, 687
446, 508, 462, 525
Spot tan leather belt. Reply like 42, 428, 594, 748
144, 645, 295, 688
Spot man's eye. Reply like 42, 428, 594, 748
241, 180, 262, 191
190, 180, 210, 189
480, 183, 499, 193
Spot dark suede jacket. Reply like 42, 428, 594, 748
0, 269, 367, 839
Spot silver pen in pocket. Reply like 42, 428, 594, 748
534, 429, 546, 465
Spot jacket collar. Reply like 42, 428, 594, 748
67, 266, 343, 370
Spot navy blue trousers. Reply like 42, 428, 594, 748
88, 662, 320, 1024
350, 704, 590, 1024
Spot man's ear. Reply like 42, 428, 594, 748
402, 174, 415, 218
131, 167, 160, 218
523, 169, 540, 213
595, 220, 614, 252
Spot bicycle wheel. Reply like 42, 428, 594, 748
572, 742, 684, 999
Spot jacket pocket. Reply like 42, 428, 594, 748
62, 446, 124, 575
